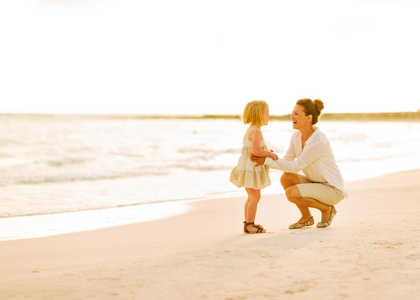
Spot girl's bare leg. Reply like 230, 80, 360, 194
244, 193, 250, 222
244, 188, 265, 233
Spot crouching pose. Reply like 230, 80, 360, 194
251, 98, 347, 229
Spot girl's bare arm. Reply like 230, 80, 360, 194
250, 129, 278, 160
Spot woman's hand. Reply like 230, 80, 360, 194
250, 154, 266, 167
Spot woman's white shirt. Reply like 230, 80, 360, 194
264, 127, 348, 197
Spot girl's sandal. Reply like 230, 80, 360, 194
243, 222, 266, 234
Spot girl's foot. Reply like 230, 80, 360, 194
244, 222, 266, 233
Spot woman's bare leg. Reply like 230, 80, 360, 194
280, 172, 300, 190
285, 186, 332, 222
281, 173, 312, 222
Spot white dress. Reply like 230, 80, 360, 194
229, 130, 271, 190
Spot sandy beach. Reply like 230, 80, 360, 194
1, 169, 420, 300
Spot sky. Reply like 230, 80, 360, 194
0, 0, 419, 116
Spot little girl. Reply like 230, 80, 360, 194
230, 100, 278, 234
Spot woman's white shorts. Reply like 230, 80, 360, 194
295, 174, 344, 206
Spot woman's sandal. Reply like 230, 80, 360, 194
317, 206, 337, 228
288, 216, 314, 229
243, 221, 266, 234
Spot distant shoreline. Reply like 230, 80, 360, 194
1, 111, 420, 121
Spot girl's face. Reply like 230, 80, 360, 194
262, 106, 270, 126
291, 105, 311, 129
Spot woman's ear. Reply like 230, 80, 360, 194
307, 114, 313, 123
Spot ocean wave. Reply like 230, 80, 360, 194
0, 157, 234, 187
2, 149, 415, 187
0, 166, 173, 187
1, 117, 420, 219
176, 147, 239, 154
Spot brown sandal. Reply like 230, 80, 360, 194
243, 222, 266, 234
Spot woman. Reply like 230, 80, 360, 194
251, 98, 347, 229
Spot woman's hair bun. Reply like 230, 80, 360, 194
313, 99, 324, 115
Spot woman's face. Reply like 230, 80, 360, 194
262, 106, 270, 126
290, 105, 311, 129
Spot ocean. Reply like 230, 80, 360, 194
1, 114, 420, 240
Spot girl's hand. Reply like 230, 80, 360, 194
268, 149, 278, 160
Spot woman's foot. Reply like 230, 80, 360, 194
320, 206, 333, 222
289, 216, 314, 229
317, 206, 337, 228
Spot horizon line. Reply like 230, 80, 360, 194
1, 108, 420, 116
1, 111, 420, 121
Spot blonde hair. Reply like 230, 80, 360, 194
242, 100, 268, 126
